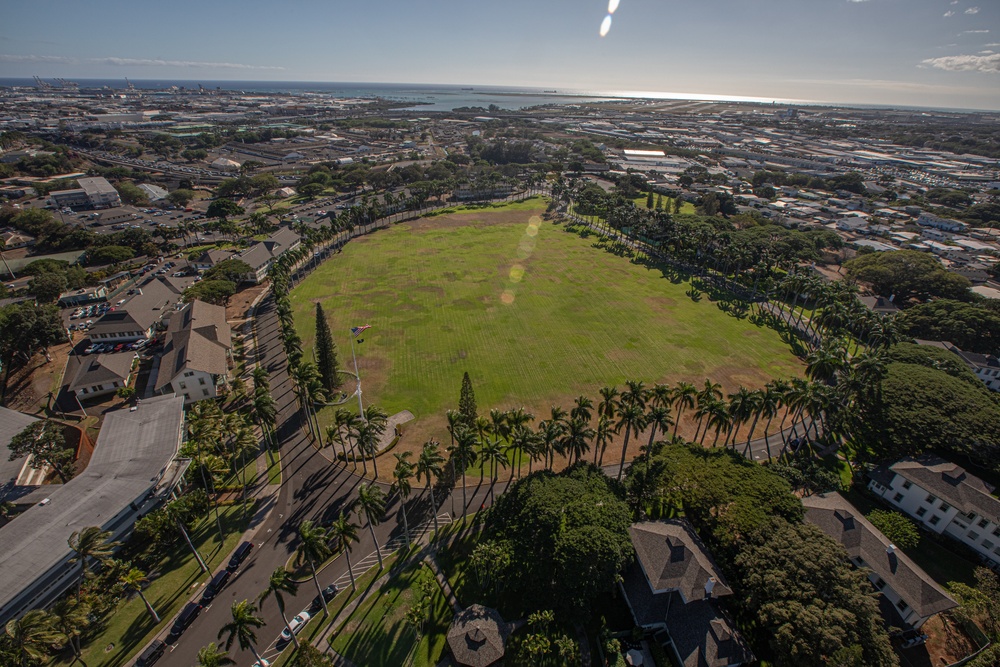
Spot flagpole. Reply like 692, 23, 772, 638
351, 333, 366, 423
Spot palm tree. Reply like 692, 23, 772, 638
706, 399, 731, 447
218, 600, 265, 665
562, 418, 595, 465
5, 610, 61, 667
693, 380, 723, 443
392, 452, 415, 548
258, 567, 299, 649
51, 598, 90, 667
480, 439, 508, 502
196, 642, 235, 667
354, 421, 383, 479
615, 403, 646, 481
416, 439, 444, 535
756, 385, 781, 459
120, 567, 160, 624
621, 379, 648, 411
537, 418, 566, 471
328, 512, 360, 592
296, 520, 333, 617
671, 381, 697, 438
597, 386, 620, 421
593, 415, 613, 466
451, 425, 478, 520
67, 527, 118, 599
356, 483, 387, 569
644, 406, 674, 457
724, 387, 755, 448
570, 395, 594, 425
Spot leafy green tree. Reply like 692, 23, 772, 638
844, 249, 971, 303
115, 181, 149, 206
898, 300, 1000, 354
206, 199, 245, 221
314, 303, 340, 394
5, 610, 61, 667
258, 567, 300, 648
458, 371, 477, 426
865, 510, 919, 549
119, 566, 160, 623
292, 644, 335, 667
949, 567, 1000, 640
218, 600, 265, 665
203, 259, 252, 284
182, 279, 236, 306
67, 526, 118, 599
28, 272, 66, 303
167, 189, 196, 207
50, 598, 90, 667
481, 465, 633, 620
8, 421, 75, 483
736, 519, 898, 667
88, 245, 135, 266
196, 642, 235, 667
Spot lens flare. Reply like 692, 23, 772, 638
500, 289, 515, 305
608, 0, 620, 14
600, 15, 612, 37
509, 264, 525, 282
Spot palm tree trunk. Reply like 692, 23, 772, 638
427, 482, 439, 535
461, 467, 468, 520
177, 519, 208, 572
309, 557, 330, 617
401, 502, 411, 548
368, 516, 383, 569
762, 415, 775, 459
278, 599, 299, 649
137, 590, 160, 624
745, 413, 761, 450
345, 549, 356, 592
616, 427, 632, 481
248, 642, 264, 666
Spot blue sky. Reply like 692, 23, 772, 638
2, 0, 998, 109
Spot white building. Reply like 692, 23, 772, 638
154, 300, 232, 404
211, 157, 242, 172
915, 340, 1000, 393
868, 456, 1000, 569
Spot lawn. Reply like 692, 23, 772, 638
632, 194, 697, 214
53, 504, 252, 667
290, 200, 802, 461
328, 550, 450, 667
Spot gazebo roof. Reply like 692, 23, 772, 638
447, 604, 510, 667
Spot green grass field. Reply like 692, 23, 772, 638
291, 201, 802, 452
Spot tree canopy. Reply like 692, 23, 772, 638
182, 280, 236, 306
899, 299, 1000, 355
203, 259, 252, 284
480, 464, 633, 620
844, 250, 971, 304
206, 199, 245, 221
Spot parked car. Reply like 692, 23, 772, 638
134, 639, 166, 667
166, 601, 202, 642
200, 569, 231, 603
310, 585, 338, 612
280, 611, 311, 641
227, 541, 254, 572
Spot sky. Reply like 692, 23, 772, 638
1, 0, 998, 110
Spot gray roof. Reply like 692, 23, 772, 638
0, 407, 39, 498
155, 300, 231, 391
883, 455, 1000, 524
802, 492, 956, 619
0, 395, 185, 617
447, 604, 509, 667
858, 295, 900, 314
68, 353, 135, 392
77, 176, 118, 196
239, 226, 300, 271
630, 520, 733, 603
89, 277, 182, 337
666, 598, 754, 667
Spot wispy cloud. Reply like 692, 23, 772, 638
92, 57, 284, 70
965, 6, 980, 14
944, 10, 955, 17
0, 53, 75, 64
922, 53, 1000, 73
963, 29, 990, 34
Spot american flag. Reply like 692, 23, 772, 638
351, 325, 372, 338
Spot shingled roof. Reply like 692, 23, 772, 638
879, 455, 1000, 524
447, 605, 509, 667
803, 492, 956, 619
69, 353, 135, 392
630, 520, 732, 603
154, 300, 231, 391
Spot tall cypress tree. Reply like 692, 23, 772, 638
645, 190, 654, 209
315, 303, 340, 393
458, 372, 477, 426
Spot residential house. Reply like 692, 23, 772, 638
621, 520, 753, 667
916, 213, 969, 234
858, 295, 901, 316
154, 300, 232, 404
192, 248, 237, 273
869, 455, 1000, 569
915, 340, 1000, 392
0, 229, 35, 249
68, 352, 135, 399
238, 226, 301, 283
803, 493, 956, 629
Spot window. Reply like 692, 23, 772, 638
969, 531, 980, 541
966, 511, 977, 521
926, 494, 937, 504
873, 577, 886, 590
81, 387, 88, 395
893, 493, 904, 503
993, 527, 1000, 538
984, 540, 995, 550
940, 503, 951, 512
199, 377, 206, 385
179, 382, 186, 390
184, 371, 195, 377
112, 381, 119, 388
183, 393, 190, 399
978, 518, 990, 529
202, 388, 209, 396
930, 515, 941, 526
896, 599, 909, 612
902, 480, 912, 490
916, 507, 927, 517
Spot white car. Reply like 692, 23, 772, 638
280, 611, 311, 641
